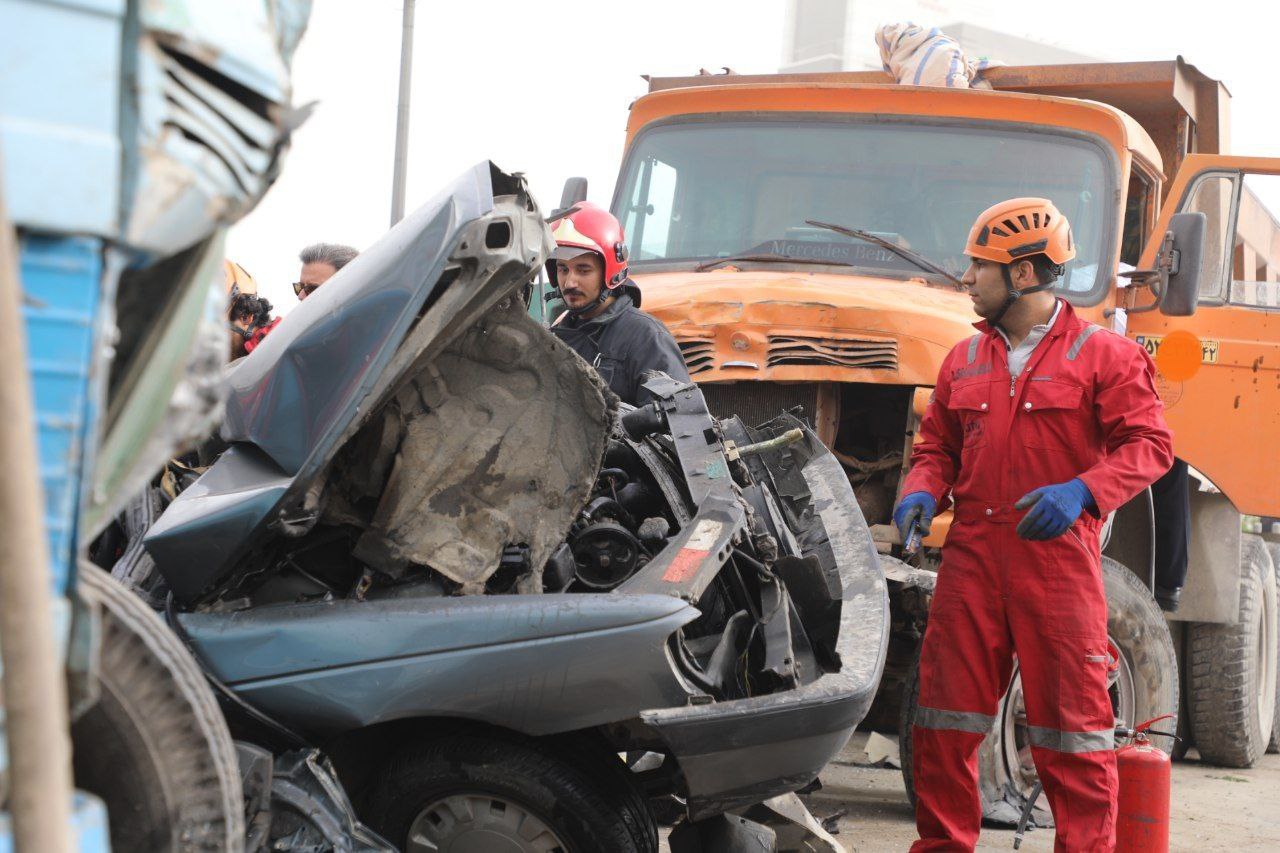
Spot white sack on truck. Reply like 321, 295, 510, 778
876, 23, 1000, 89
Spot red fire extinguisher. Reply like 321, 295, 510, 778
1115, 713, 1176, 852
1013, 713, 1176, 851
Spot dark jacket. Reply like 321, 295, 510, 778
551, 289, 691, 405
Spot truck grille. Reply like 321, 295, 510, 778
676, 335, 715, 376
767, 334, 898, 370
700, 382, 819, 430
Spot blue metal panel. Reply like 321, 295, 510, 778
18, 235, 103, 592
0, 0, 125, 236
0, 791, 113, 853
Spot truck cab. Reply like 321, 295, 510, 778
599, 58, 1280, 821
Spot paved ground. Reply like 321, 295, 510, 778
801, 734, 1280, 852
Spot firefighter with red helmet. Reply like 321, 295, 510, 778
546, 202, 690, 405
893, 198, 1173, 851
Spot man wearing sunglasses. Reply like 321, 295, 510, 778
294, 242, 359, 300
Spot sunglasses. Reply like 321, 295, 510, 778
292, 281, 320, 298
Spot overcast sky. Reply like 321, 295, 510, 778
227, 0, 1280, 311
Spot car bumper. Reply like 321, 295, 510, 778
642, 431, 889, 819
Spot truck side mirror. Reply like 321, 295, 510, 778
560, 177, 588, 210
1157, 212, 1206, 317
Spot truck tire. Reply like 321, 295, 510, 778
900, 557, 1177, 826
898, 649, 920, 807
72, 564, 244, 852
364, 731, 657, 853
1189, 535, 1278, 767
1268, 541, 1280, 755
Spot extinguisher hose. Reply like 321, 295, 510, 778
1013, 781, 1043, 849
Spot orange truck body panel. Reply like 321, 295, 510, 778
1130, 154, 1280, 517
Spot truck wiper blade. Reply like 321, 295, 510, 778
804, 220, 966, 290
694, 251, 856, 272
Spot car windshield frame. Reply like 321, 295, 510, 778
609, 113, 1122, 306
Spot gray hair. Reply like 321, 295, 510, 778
299, 242, 359, 271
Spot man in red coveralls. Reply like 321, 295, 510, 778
893, 198, 1173, 851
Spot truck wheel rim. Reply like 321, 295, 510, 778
999, 643, 1135, 803
407, 792, 566, 853
1258, 590, 1277, 732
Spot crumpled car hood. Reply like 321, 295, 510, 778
147, 163, 610, 602
331, 295, 612, 592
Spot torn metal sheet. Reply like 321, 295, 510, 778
139, 0, 304, 104
87, 232, 231, 536
862, 731, 901, 768
348, 296, 611, 591
124, 2, 310, 255
744, 792, 846, 853
264, 749, 394, 852
669, 813, 778, 852
879, 554, 938, 592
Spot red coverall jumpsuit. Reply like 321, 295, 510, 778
902, 300, 1173, 852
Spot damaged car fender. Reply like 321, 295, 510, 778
179, 592, 701, 738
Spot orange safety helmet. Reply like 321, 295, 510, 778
546, 201, 630, 291
964, 197, 1076, 266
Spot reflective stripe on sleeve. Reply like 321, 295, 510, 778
1066, 324, 1103, 361
1027, 725, 1115, 753
915, 705, 997, 735
967, 334, 982, 364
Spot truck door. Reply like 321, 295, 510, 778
1127, 155, 1280, 517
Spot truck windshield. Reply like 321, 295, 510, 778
613, 119, 1114, 298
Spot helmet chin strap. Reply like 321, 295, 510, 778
563, 287, 611, 317
989, 264, 1054, 328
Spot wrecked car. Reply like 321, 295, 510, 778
98, 163, 889, 850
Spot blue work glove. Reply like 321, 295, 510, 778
893, 492, 937, 544
1015, 478, 1094, 540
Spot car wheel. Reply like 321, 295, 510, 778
1189, 534, 1278, 767
900, 557, 1177, 826
364, 732, 657, 852
72, 563, 244, 852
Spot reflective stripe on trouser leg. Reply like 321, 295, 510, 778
915, 706, 997, 735
1005, 524, 1117, 851
1027, 726, 1114, 753
910, 727, 986, 853
910, 530, 1014, 853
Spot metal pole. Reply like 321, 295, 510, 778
390, 0, 416, 226
0, 154, 74, 850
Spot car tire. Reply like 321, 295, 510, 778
1267, 541, 1280, 755
364, 731, 657, 853
900, 557, 1177, 826
1189, 534, 1278, 767
72, 563, 244, 852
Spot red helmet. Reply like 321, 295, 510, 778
546, 202, 629, 289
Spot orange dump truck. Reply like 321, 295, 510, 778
570, 59, 1280, 821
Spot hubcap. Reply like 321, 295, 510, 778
998, 640, 1136, 805
406, 793, 567, 853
